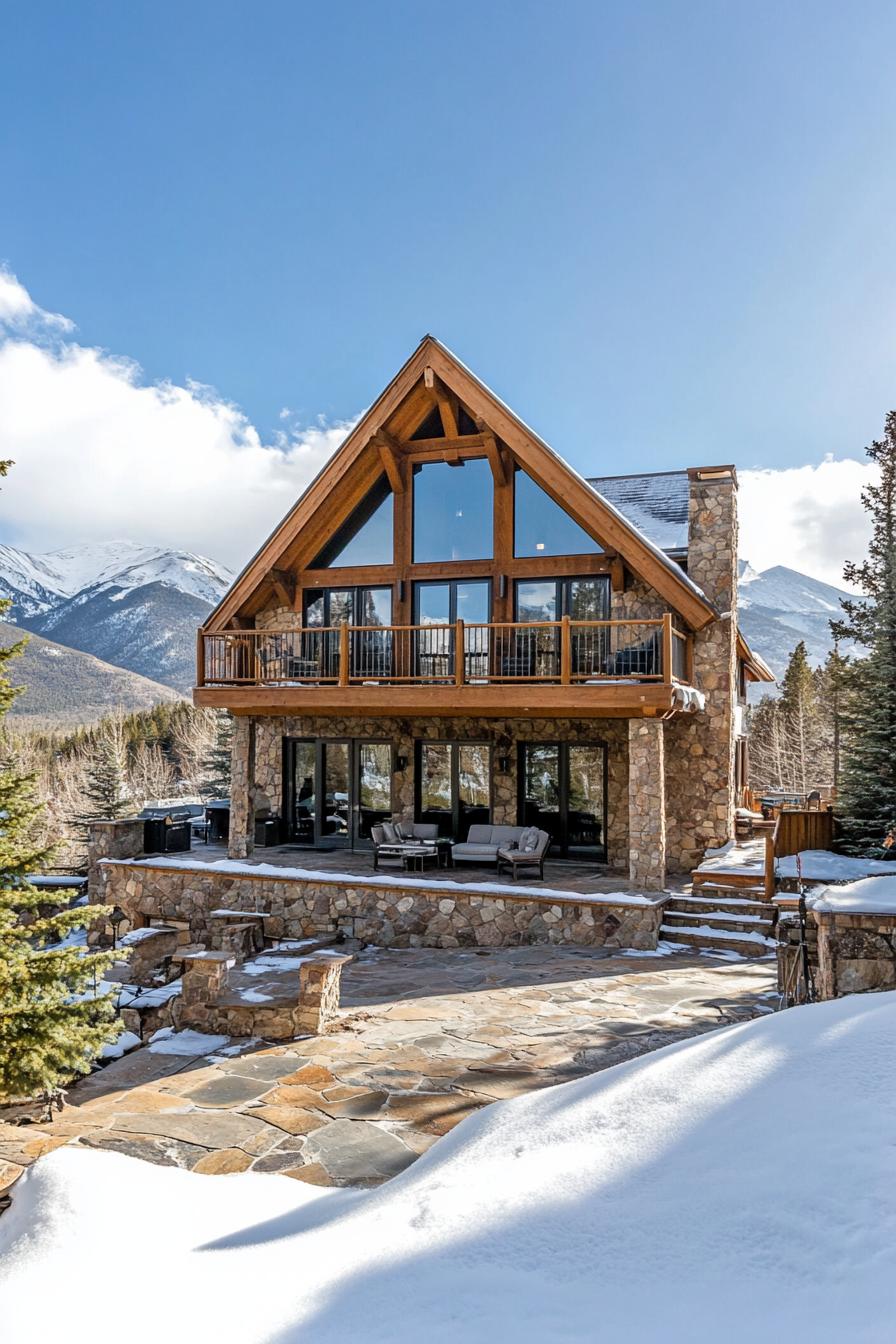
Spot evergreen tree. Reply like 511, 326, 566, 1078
203, 710, 233, 800
77, 711, 131, 828
831, 413, 896, 854
777, 641, 820, 792
0, 463, 121, 1106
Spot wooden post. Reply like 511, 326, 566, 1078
764, 824, 777, 902
196, 629, 206, 687
662, 612, 673, 684
560, 614, 571, 685
339, 623, 350, 687
455, 619, 465, 687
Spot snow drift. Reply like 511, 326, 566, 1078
2, 993, 895, 1343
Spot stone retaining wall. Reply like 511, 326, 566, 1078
814, 910, 896, 998
96, 860, 666, 952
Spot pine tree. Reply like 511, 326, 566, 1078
203, 710, 233, 800
777, 641, 819, 793
77, 711, 131, 828
831, 413, 896, 854
0, 463, 122, 1106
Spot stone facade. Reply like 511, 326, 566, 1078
241, 713, 632, 869
628, 719, 666, 890
664, 470, 739, 872
87, 818, 146, 899
97, 859, 666, 952
174, 949, 353, 1039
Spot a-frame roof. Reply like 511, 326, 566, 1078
206, 336, 719, 632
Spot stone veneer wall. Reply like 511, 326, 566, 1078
248, 714, 631, 870
813, 910, 896, 998
628, 719, 666, 890
663, 472, 739, 872
97, 860, 665, 952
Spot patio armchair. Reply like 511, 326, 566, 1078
495, 828, 551, 881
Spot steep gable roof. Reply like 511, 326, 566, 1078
206, 336, 718, 632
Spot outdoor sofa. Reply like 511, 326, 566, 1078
452, 824, 551, 877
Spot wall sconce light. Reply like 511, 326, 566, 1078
393, 754, 408, 773
497, 755, 511, 773
498, 574, 507, 599
397, 579, 406, 601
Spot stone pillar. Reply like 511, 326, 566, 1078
229, 715, 256, 859
628, 718, 667, 890
296, 952, 354, 1034
664, 466, 739, 873
87, 817, 146, 910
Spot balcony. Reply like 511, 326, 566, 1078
194, 615, 694, 719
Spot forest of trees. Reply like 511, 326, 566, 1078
1, 700, 232, 871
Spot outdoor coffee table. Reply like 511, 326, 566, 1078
401, 846, 441, 873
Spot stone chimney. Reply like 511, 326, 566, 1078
663, 466, 739, 874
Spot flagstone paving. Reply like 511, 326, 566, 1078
0, 945, 777, 1192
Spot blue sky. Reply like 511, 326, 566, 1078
0, 2, 891, 581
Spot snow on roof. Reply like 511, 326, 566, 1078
587, 470, 690, 553
4, 990, 896, 1343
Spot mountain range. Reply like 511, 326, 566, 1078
0, 540, 859, 727
0, 543, 232, 704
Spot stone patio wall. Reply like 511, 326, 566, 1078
97, 859, 666, 952
813, 910, 896, 998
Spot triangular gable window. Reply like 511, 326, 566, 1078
514, 468, 603, 557
311, 475, 393, 567
409, 406, 445, 440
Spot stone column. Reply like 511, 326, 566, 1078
297, 953, 354, 1034
664, 466, 739, 873
229, 715, 256, 859
628, 718, 667, 891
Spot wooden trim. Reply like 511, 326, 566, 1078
193, 681, 683, 719
662, 613, 673, 686
401, 437, 486, 458
374, 432, 406, 495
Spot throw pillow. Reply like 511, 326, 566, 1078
382, 822, 398, 843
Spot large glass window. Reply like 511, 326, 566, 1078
416, 741, 491, 837
311, 476, 393, 568
514, 468, 603, 557
413, 580, 490, 680
512, 577, 611, 678
413, 458, 493, 562
519, 741, 607, 860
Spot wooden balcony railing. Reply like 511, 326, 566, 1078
198, 614, 693, 690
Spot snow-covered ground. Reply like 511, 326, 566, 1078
2, 992, 895, 1343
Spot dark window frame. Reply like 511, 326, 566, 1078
411, 457, 495, 564
414, 738, 493, 838
517, 739, 609, 861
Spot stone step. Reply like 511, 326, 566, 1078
663, 910, 775, 935
668, 894, 776, 918
660, 924, 776, 958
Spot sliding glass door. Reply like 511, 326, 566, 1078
413, 580, 490, 681
284, 738, 391, 848
518, 741, 607, 860
514, 577, 611, 678
416, 741, 491, 838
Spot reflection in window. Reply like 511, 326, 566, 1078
311, 476, 393, 567
417, 741, 491, 837
413, 459, 493, 562
514, 468, 603, 557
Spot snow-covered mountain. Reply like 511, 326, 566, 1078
737, 561, 860, 689
0, 542, 233, 694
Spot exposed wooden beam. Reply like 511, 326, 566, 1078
476, 418, 508, 486
400, 435, 485, 455
373, 431, 406, 494
610, 557, 625, 593
435, 383, 459, 439
268, 568, 296, 609
424, 365, 435, 390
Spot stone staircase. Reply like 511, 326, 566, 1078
660, 883, 777, 958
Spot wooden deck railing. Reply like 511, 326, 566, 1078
199, 614, 693, 690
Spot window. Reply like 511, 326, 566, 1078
414, 580, 491, 680
513, 577, 611, 677
303, 587, 393, 678
416, 741, 491, 837
514, 467, 603, 557
412, 458, 493, 562
311, 476, 393, 568
519, 741, 607, 860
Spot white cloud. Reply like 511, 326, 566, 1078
0, 266, 74, 332
739, 457, 875, 591
0, 271, 354, 570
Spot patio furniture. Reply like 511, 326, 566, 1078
452, 823, 527, 865
401, 846, 441, 873
496, 828, 551, 881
